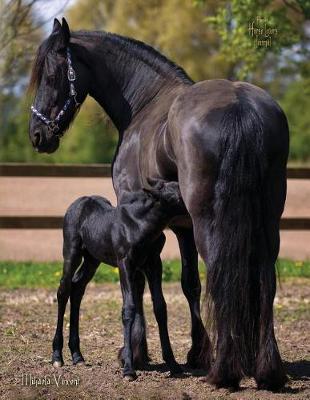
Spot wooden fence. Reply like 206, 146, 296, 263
1, 163, 310, 230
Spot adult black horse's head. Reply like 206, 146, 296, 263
29, 18, 89, 153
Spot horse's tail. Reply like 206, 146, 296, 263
206, 100, 268, 380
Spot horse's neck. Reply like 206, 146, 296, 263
73, 32, 190, 131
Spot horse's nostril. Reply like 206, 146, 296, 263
32, 130, 41, 147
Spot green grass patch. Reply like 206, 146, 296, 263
0, 259, 309, 289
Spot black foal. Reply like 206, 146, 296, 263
52, 181, 185, 379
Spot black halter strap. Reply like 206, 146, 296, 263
30, 48, 79, 137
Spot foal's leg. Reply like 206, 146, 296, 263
52, 249, 81, 367
118, 270, 149, 369
145, 256, 182, 374
119, 259, 138, 380
173, 227, 212, 370
69, 252, 100, 365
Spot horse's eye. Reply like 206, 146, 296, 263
56, 47, 66, 56
46, 74, 55, 85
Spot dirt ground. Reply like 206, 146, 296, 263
0, 177, 310, 261
0, 280, 309, 400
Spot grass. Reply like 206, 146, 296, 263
0, 259, 309, 289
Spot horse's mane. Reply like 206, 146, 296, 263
29, 30, 193, 92
29, 32, 59, 91
74, 31, 193, 84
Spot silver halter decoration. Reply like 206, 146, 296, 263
30, 48, 79, 137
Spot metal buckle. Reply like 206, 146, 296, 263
48, 121, 59, 134
67, 67, 76, 81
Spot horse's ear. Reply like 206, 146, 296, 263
52, 18, 62, 34
61, 18, 70, 42
52, 17, 70, 51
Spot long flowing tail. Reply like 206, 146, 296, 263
206, 100, 269, 384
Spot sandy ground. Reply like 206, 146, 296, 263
0, 177, 310, 261
0, 280, 309, 400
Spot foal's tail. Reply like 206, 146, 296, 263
206, 100, 268, 378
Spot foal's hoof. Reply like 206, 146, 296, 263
52, 360, 64, 368
72, 353, 85, 366
123, 373, 137, 382
52, 351, 64, 368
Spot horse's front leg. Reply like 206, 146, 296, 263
119, 258, 138, 380
145, 255, 182, 375
172, 227, 212, 370
118, 269, 149, 369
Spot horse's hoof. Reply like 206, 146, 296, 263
256, 375, 288, 391
52, 360, 64, 368
187, 353, 211, 371
169, 363, 183, 375
123, 373, 137, 382
205, 374, 240, 391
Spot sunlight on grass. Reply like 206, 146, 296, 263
0, 259, 309, 289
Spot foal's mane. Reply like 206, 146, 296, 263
29, 29, 194, 92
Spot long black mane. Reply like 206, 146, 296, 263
29, 30, 194, 93
74, 31, 193, 84
29, 31, 61, 91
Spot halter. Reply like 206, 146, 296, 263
30, 48, 79, 137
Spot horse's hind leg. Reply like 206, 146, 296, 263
145, 256, 182, 374
254, 167, 287, 390
52, 248, 81, 367
254, 228, 287, 390
69, 251, 100, 365
173, 227, 212, 370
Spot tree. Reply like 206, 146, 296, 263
279, 72, 310, 162
199, 0, 310, 80
1, 1, 309, 163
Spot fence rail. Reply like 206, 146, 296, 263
1, 163, 310, 230
1, 163, 310, 179
0, 216, 309, 230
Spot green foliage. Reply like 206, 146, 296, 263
68, 0, 227, 81
0, 0, 42, 93
0, 95, 118, 163
280, 75, 310, 161
0, 259, 308, 289
0, 0, 309, 163
203, 0, 306, 79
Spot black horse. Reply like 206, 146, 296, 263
29, 18, 289, 390
53, 181, 184, 379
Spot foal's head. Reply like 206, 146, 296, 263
143, 179, 186, 216
29, 18, 90, 153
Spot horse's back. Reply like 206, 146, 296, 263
168, 78, 289, 216
168, 79, 288, 172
